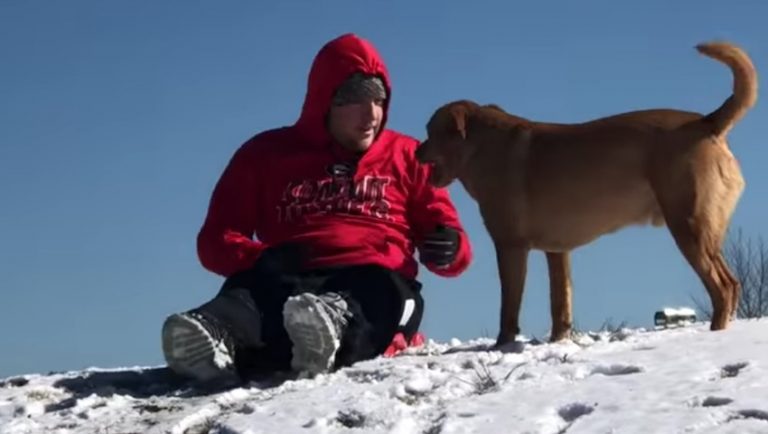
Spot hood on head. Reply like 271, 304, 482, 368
295, 33, 392, 147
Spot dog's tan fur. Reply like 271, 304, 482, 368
415, 42, 758, 345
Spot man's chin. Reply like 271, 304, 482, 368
340, 138, 374, 153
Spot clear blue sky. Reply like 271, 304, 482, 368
1, 1, 766, 378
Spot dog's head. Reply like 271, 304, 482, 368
416, 100, 479, 188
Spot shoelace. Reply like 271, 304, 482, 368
316, 293, 354, 333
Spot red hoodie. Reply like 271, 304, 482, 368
197, 33, 472, 280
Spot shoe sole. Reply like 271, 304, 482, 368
161, 313, 237, 383
283, 294, 341, 375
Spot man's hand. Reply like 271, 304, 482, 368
418, 225, 460, 268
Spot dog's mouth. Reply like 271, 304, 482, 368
416, 144, 454, 188
427, 162, 453, 188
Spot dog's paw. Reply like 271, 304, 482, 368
549, 330, 572, 343
493, 340, 526, 354
494, 333, 518, 347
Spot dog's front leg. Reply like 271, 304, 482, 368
494, 245, 529, 346
546, 251, 573, 342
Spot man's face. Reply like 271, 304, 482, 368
327, 98, 384, 153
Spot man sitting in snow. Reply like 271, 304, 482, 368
161, 33, 473, 384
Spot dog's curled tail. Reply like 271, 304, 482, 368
697, 41, 758, 137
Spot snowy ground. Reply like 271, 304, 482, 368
2, 319, 768, 434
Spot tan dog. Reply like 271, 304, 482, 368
415, 41, 758, 346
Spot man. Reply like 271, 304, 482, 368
161, 33, 472, 384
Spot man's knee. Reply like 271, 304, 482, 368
336, 265, 424, 337
368, 266, 424, 336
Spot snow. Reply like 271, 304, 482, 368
2, 319, 768, 433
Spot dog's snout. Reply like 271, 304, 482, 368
415, 141, 428, 161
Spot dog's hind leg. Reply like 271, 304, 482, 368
659, 179, 741, 331
653, 135, 744, 330
714, 253, 741, 319
494, 245, 529, 346
546, 251, 573, 342
666, 219, 732, 330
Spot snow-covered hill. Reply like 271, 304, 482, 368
2, 319, 768, 434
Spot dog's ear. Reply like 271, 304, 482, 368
450, 105, 468, 140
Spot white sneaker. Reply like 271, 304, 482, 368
282, 292, 351, 375
161, 312, 238, 384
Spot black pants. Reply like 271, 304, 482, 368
189, 256, 424, 378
